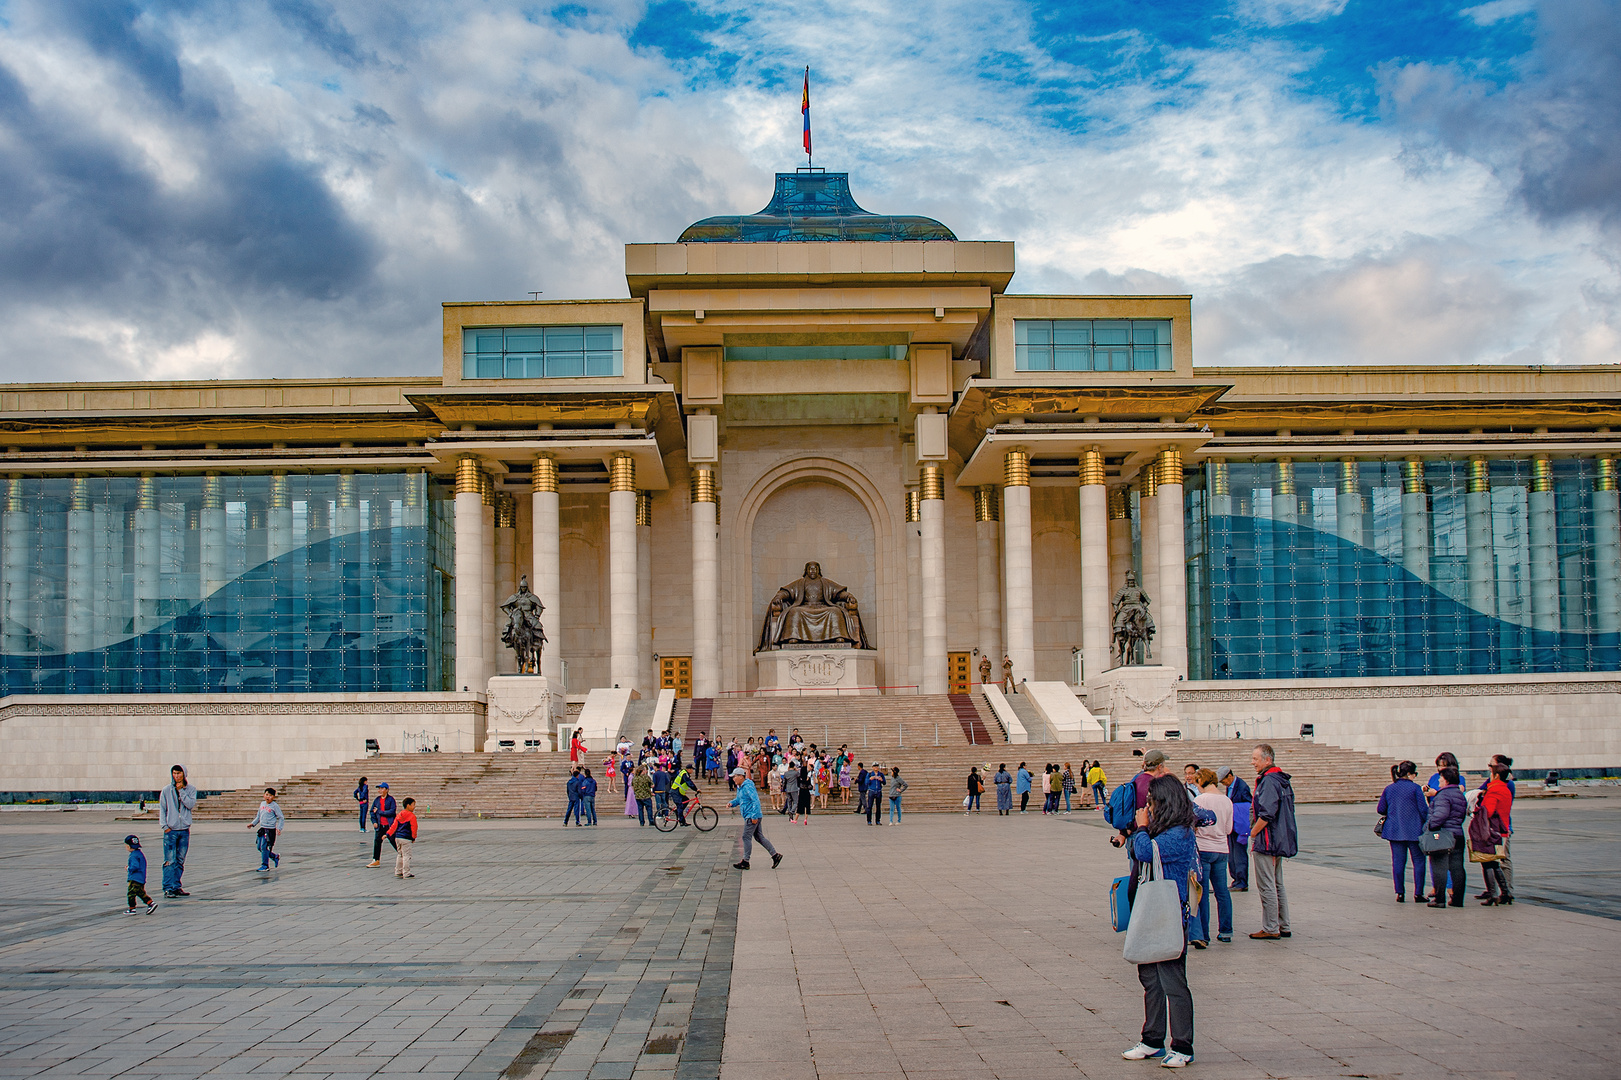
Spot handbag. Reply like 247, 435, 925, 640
1122, 840, 1187, 965
1419, 828, 1455, 855
1374, 815, 1386, 839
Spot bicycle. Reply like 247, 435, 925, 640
653, 791, 718, 832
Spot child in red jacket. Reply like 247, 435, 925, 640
387, 798, 419, 878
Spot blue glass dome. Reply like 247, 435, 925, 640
679, 170, 956, 243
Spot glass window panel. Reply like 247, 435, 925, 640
504, 355, 529, 378
1093, 320, 1130, 345
546, 351, 585, 377
1132, 347, 1158, 370
504, 330, 545, 351
476, 355, 502, 378
583, 326, 621, 351
1106, 347, 1131, 371
1017, 320, 1051, 345
1053, 320, 1090, 345
544, 326, 584, 351
585, 351, 618, 377
1156, 344, 1172, 369
1052, 346, 1089, 371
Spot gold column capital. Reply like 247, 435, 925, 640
1079, 447, 1105, 487
269, 471, 290, 510
201, 472, 223, 510
973, 485, 999, 522
136, 473, 157, 511
690, 466, 716, 504
1531, 455, 1553, 493
1338, 458, 1359, 495
1402, 457, 1425, 495
1275, 458, 1295, 497
1003, 449, 1030, 488
69, 475, 90, 512
636, 491, 653, 526
495, 492, 516, 528
905, 489, 920, 523
532, 455, 558, 494
455, 455, 482, 496
609, 454, 636, 493
920, 464, 944, 501
403, 468, 424, 509
1154, 448, 1183, 488
1107, 486, 1129, 519
1468, 456, 1491, 494
1140, 464, 1158, 499
1209, 459, 1230, 497
1597, 457, 1616, 493
479, 469, 495, 507
337, 470, 357, 509
4, 475, 23, 513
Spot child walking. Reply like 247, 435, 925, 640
248, 787, 284, 871
388, 797, 419, 877
124, 836, 157, 915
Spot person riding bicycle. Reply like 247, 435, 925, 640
671, 765, 697, 827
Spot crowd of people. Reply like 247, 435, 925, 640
1377, 751, 1516, 908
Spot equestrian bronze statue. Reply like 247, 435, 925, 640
500, 576, 547, 674
1111, 569, 1155, 666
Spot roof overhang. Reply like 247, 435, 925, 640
955, 425, 1215, 488
949, 381, 1231, 462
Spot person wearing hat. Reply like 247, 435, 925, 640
367, 782, 396, 867
1110, 748, 1172, 904
123, 835, 157, 915
1220, 767, 1253, 891
727, 767, 781, 871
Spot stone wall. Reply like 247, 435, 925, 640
0, 693, 487, 794
1177, 672, 1621, 772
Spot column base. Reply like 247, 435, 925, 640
1085, 665, 1181, 740
755, 648, 879, 696
483, 675, 563, 752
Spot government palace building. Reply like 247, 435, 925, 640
2, 170, 1619, 797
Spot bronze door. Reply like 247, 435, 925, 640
661, 656, 692, 698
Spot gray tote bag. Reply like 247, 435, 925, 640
1122, 839, 1186, 965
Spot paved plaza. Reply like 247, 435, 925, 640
2, 794, 1618, 1079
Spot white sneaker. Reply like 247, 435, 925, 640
1161, 1051, 1193, 1068
1122, 1043, 1165, 1061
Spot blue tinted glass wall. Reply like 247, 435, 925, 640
1014, 320, 1172, 372
1187, 457, 1621, 680
0, 471, 447, 694
463, 325, 623, 379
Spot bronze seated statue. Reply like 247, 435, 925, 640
757, 561, 870, 651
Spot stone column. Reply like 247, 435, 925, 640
1002, 449, 1034, 691
453, 455, 485, 692
306, 492, 330, 551
690, 466, 719, 698
1138, 467, 1159, 639
637, 491, 654, 694
480, 470, 496, 686
1336, 459, 1363, 546
93, 497, 119, 647
199, 472, 227, 599
974, 485, 1002, 686
920, 464, 947, 695
1401, 458, 1430, 582
245, 499, 268, 571
1154, 449, 1187, 679
267, 472, 294, 562
1108, 485, 1131, 596
609, 454, 639, 691
906, 490, 922, 692
1465, 457, 1497, 621
532, 457, 563, 686
65, 476, 94, 655
495, 492, 517, 674
1528, 455, 1560, 635
1079, 448, 1109, 682
132, 474, 161, 634
1593, 458, 1621, 637
2, 477, 28, 653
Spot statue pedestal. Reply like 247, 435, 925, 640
755, 649, 879, 697
483, 675, 562, 752
1085, 665, 1181, 740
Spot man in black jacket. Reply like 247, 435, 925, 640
1220, 767, 1253, 891
1248, 744, 1298, 940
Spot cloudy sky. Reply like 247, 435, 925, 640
0, 0, 1616, 382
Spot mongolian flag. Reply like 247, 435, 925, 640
801, 67, 811, 158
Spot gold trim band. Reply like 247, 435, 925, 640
1468, 457, 1490, 494
136, 474, 157, 511
201, 472, 223, 511
1339, 459, 1359, 496
905, 490, 920, 523
1003, 449, 1030, 488
455, 455, 481, 496
69, 475, 89, 512
495, 492, 516, 529
1154, 448, 1183, 488
1140, 465, 1157, 499
1531, 455, 1552, 493
532, 456, 558, 494
609, 454, 636, 493
479, 469, 494, 507
974, 485, 999, 523
636, 491, 652, 527
1402, 458, 1425, 495
1275, 459, 1295, 497
1108, 486, 1129, 519
920, 464, 944, 501
1079, 448, 1105, 487
1598, 458, 1617, 493
690, 466, 716, 504
1209, 460, 1229, 498
269, 472, 290, 510
337, 470, 356, 509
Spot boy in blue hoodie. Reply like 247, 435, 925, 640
124, 836, 157, 915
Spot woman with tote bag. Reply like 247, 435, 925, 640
1121, 774, 1216, 1069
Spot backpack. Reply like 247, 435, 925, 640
1104, 780, 1137, 830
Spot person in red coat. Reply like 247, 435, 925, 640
1476, 762, 1514, 906
569, 733, 587, 764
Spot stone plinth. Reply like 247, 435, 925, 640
484, 675, 561, 752
755, 648, 879, 696
1086, 665, 1181, 740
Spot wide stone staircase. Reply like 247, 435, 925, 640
194, 694, 1400, 819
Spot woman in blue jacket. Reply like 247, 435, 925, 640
1376, 761, 1430, 903
1121, 774, 1216, 1070
1424, 765, 1468, 908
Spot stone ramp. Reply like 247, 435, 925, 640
193, 737, 1399, 819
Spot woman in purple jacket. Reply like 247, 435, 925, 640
1424, 765, 1468, 908
1376, 761, 1430, 903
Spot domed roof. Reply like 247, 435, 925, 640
679, 170, 956, 243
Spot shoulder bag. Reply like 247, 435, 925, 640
1418, 827, 1455, 855
1122, 839, 1186, 965
1374, 815, 1386, 839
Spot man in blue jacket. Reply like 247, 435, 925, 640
728, 767, 781, 871
864, 765, 886, 825
367, 783, 396, 865
1248, 744, 1298, 940
1220, 767, 1253, 891
563, 768, 583, 827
